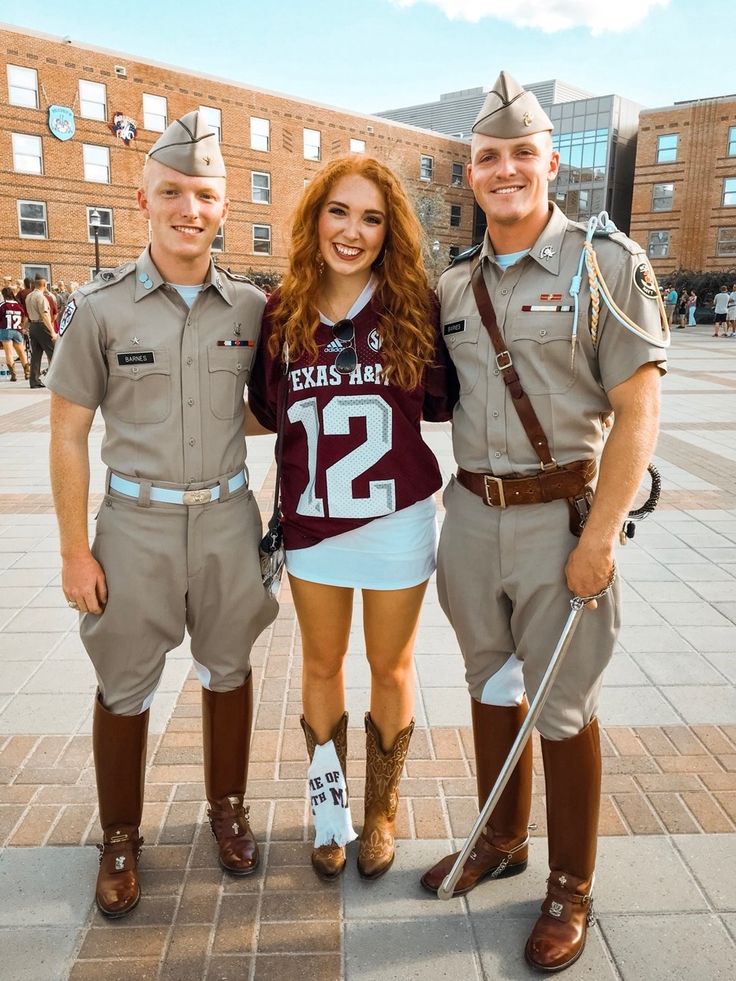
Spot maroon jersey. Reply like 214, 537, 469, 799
249, 291, 458, 549
0, 300, 24, 332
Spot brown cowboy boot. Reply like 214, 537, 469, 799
93, 694, 148, 918
301, 712, 350, 880
525, 717, 602, 973
421, 699, 532, 895
202, 675, 259, 875
358, 713, 414, 879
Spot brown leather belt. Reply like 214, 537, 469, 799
457, 460, 596, 508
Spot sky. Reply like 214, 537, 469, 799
2, 0, 731, 115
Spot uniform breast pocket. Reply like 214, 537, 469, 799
443, 315, 482, 395
106, 350, 172, 424
511, 318, 576, 395
208, 346, 250, 420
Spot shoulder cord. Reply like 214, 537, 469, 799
568, 212, 671, 370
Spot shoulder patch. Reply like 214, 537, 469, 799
57, 299, 76, 336
633, 260, 658, 300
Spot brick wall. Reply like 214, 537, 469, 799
1, 26, 474, 285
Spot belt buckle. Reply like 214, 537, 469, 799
483, 475, 506, 508
495, 350, 513, 370
182, 488, 212, 506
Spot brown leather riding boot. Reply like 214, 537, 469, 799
421, 698, 532, 895
202, 675, 259, 875
301, 712, 350, 880
358, 713, 414, 879
525, 717, 602, 973
93, 694, 148, 918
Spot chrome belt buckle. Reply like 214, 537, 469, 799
483, 475, 506, 508
182, 488, 212, 506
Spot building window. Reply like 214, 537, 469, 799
451, 162, 464, 187
647, 230, 670, 258
252, 172, 271, 204
723, 178, 736, 207
86, 206, 113, 243
18, 200, 48, 239
212, 225, 224, 253
253, 224, 271, 255
22, 263, 50, 282
728, 127, 736, 157
7, 64, 38, 108
350, 138, 365, 153
251, 117, 269, 152
12, 133, 43, 174
83, 144, 110, 183
716, 227, 736, 257
79, 80, 107, 121
656, 134, 678, 164
450, 204, 461, 227
199, 105, 222, 142
142, 94, 167, 132
652, 183, 674, 211
420, 155, 433, 181
304, 128, 321, 161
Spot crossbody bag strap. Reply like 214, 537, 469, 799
470, 259, 557, 470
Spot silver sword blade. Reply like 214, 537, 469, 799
438, 600, 586, 900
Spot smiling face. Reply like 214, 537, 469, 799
137, 159, 229, 281
317, 174, 387, 287
468, 131, 559, 245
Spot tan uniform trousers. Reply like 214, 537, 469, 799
82, 482, 278, 716
437, 476, 621, 740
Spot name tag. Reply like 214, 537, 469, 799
444, 320, 466, 336
117, 351, 155, 366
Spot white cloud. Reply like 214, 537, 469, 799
391, 0, 669, 35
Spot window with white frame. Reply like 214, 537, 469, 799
250, 117, 269, 152
18, 200, 48, 238
252, 172, 271, 204
86, 206, 113, 243
723, 178, 736, 207
652, 183, 674, 211
253, 224, 271, 254
303, 128, 321, 161
212, 225, 224, 252
142, 94, 167, 132
12, 133, 42, 174
199, 105, 222, 142
420, 155, 433, 181
647, 230, 670, 258
83, 144, 110, 183
716, 227, 736, 257
728, 127, 736, 158
656, 134, 678, 164
350, 138, 366, 153
79, 80, 107, 121
451, 162, 464, 187
22, 263, 50, 282
7, 65, 38, 108
450, 204, 461, 227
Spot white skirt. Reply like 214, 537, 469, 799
285, 495, 437, 590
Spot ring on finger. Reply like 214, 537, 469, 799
67, 600, 80, 610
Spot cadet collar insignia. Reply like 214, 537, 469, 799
131, 336, 140, 346
58, 299, 76, 337
523, 111, 533, 127
539, 246, 556, 260
233, 323, 242, 336
138, 272, 153, 290
633, 261, 658, 299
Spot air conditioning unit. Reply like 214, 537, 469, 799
366, 125, 374, 134
114, 65, 127, 78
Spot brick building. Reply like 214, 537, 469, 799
630, 95, 736, 275
1, 25, 474, 286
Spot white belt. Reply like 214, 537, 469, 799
109, 469, 247, 505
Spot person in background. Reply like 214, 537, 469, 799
0, 286, 30, 381
25, 276, 55, 388
686, 290, 697, 327
713, 285, 730, 337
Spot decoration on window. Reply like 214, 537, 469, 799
48, 105, 76, 141
109, 112, 137, 146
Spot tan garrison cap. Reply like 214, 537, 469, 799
147, 110, 226, 177
472, 71, 553, 138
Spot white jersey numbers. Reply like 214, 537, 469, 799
288, 394, 396, 520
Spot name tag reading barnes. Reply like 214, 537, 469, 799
444, 320, 466, 336
117, 351, 155, 366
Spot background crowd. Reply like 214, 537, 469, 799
0, 276, 79, 385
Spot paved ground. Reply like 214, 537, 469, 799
1, 323, 735, 980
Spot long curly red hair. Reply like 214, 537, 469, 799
269, 156, 434, 391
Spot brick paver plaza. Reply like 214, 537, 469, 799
1, 324, 736, 979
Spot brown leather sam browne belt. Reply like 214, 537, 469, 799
457, 460, 597, 508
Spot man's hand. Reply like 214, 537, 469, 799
564, 540, 615, 610
62, 549, 108, 615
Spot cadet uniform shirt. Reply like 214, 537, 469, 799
438, 203, 667, 476
45, 247, 265, 484
25, 289, 50, 324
